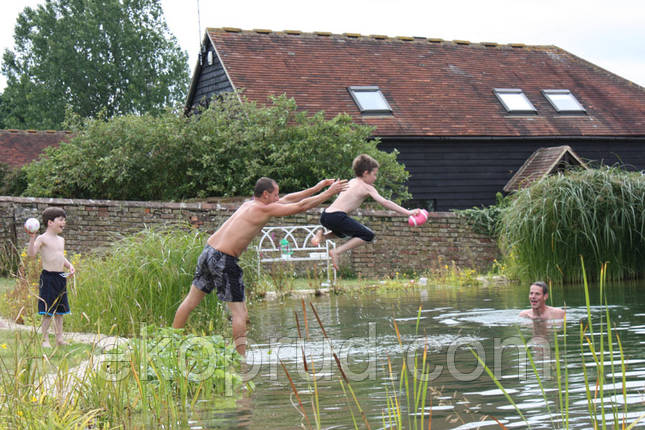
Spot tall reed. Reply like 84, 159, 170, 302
283, 301, 435, 429
499, 166, 645, 282
64, 226, 226, 336
0, 324, 243, 428
472, 259, 643, 429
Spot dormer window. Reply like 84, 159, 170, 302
493, 88, 537, 114
542, 89, 586, 113
348, 86, 392, 114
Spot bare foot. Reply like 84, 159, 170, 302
329, 250, 339, 271
56, 339, 69, 346
311, 229, 323, 246
42, 340, 52, 348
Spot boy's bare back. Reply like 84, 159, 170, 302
325, 178, 371, 214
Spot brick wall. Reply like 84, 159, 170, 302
0, 196, 499, 277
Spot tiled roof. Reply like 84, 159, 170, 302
0, 129, 73, 167
503, 145, 587, 192
202, 28, 645, 137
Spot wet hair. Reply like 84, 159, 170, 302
531, 281, 548, 295
42, 206, 66, 226
352, 154, 380, 177
254, 177, 277, 198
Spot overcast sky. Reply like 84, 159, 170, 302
1, 0, 644, 91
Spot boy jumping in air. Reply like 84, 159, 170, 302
312, 154, 420, 270
27, 207, 75, 348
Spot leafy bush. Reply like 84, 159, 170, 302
453, 192, 508, 237
0, 163, 27, 196
22, 93, 411, 201
499, 167, 645, 282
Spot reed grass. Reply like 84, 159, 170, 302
471, 259, 644, 429
60, 226, 226, 336
499, 166, 645, 282
283, 300, 436, 429
0, 240, 20, 278
0, 323, 243, 428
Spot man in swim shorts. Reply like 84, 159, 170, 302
173, 177, 347, 356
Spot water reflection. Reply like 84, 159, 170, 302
196, 282, 645, 429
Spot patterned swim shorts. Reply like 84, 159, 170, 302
192, 245, 245, 302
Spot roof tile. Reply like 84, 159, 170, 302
202, 28, 645, 136
0, 129, 72, 167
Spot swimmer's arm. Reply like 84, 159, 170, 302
366, 185, 417, 216
279, 179, 335, 204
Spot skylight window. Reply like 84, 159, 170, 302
348, 86, 392, 114
493, 88, 537, 114
542, 89, 586, 113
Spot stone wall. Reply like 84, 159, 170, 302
0, 196, 499, 277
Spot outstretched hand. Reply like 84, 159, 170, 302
410, 208, 421, 216
328, 179, 348, 194
316, 178, 336, 189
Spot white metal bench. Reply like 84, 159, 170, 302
256, 225, 336, 286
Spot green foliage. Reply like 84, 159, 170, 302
453, 192, 509, 237
0, 326, 243, 428
22, 93, 412, 201
499, 167, 645, 282
24, 110, 190, 200
0, 163, 28, 196
0, 330, 103, 429
134, 326, 242, 392
63, 227, 226, 336
1, 0, 189, 129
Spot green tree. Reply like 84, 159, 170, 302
22, 93, 411, 202
1, 0, 189, 130
0, 92, 6, 128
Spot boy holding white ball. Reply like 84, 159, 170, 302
312, 154, 421, 270
26, 207, 75, 348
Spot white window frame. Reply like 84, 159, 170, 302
347, 86, 392, 114
542, 89, 586, 114
493, 88, 537, 114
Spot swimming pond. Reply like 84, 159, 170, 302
194, 280, 645, 429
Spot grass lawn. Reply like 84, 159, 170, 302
0, 277, 15, 294
0, 329, 93, 374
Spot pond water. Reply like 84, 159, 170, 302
193, 281, 645, 429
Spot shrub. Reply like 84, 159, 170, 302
453, 192, 508, 238
22, 93, 411, 202
0, 163, 28, 196
499, 167, 645, 282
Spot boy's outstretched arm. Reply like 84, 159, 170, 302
279, 179, 335, 204
367, 185, 419, 216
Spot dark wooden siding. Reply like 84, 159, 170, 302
190, 44, 234, 107
379, 138, 645, 211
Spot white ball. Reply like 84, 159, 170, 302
24, 217, 40, 233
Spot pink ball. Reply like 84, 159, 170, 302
408, 209, 429, 227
